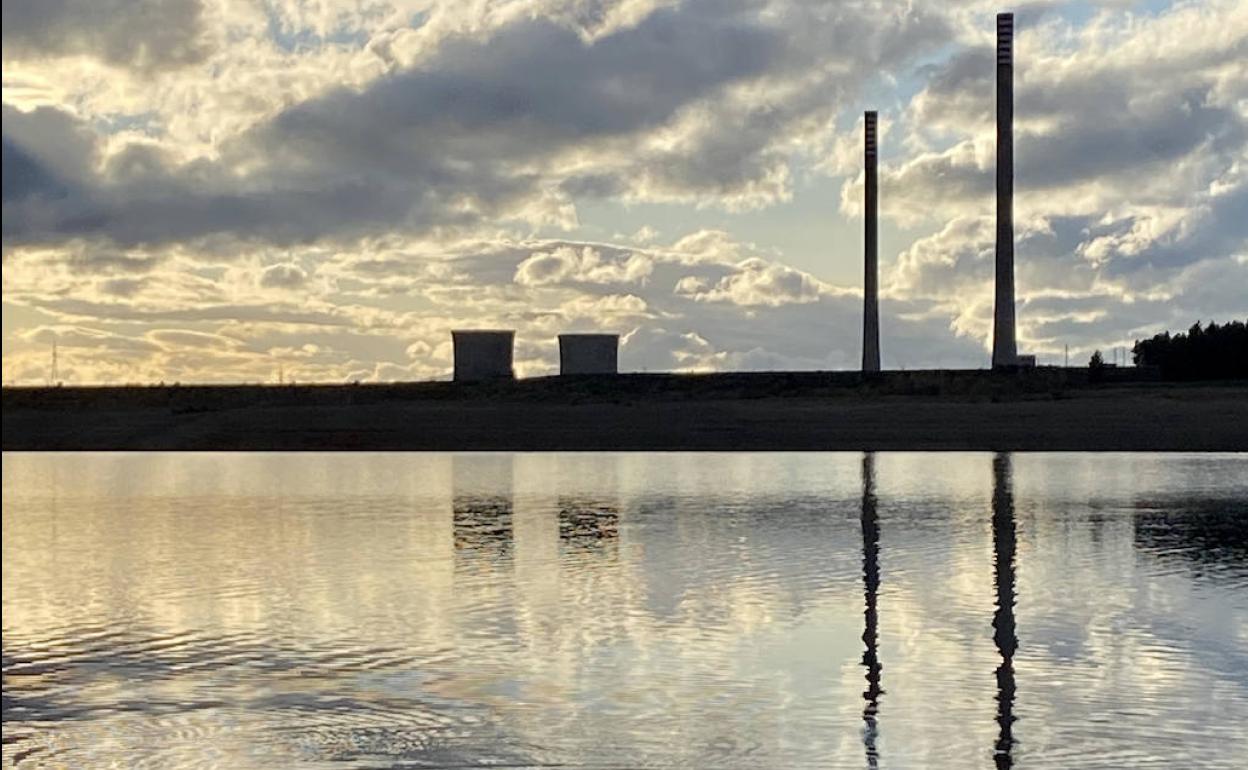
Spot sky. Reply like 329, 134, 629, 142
2, 0, 1245, 384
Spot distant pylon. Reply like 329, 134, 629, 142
50, 341, 59, 386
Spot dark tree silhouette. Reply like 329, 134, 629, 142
1132, 320, 1248, 381
1088, 350, 1105, 383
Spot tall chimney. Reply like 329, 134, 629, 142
992, 12, 1018, 368
862, 110, 880, 373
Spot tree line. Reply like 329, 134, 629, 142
1130, 320, 1247, 381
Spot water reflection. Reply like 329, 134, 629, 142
860, 452, 883, 768
1133, 496, 1248, 575
452, 455, 514, 559
3, 452, 1247, 769
558, 499, 620, 554
992, 453, 1018, 769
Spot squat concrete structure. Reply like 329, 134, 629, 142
992, 12, 1018, 368
559, 334, 618, 375
452, 330, 515, 381
862, 110, 881, 373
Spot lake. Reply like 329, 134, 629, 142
3, 452, 1246, 769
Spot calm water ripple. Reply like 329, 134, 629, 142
3, 452, 1247, 769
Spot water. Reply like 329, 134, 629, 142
3, 452, 1246, 769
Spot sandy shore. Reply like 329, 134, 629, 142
4, 374, 1245, 451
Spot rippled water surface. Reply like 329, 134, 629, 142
3, 452, 1247, 769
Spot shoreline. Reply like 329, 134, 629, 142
4, 373, 1245, 452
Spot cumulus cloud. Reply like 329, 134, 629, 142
676, 257, 831, 307
848, 2, 1247, 222
259, 263, 309, 290
3, 229, 983, 383
514, 246, 653, 286
1, 0, 952, 249
1, 0, 1244, 382
848, 0, 1248, 358
1, 0, 212, 72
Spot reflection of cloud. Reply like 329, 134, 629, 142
1133, 496, 1248, 576
5, 452, 1248, 766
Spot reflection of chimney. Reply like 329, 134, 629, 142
863, 111, 881, 373
860, 452, 882, 767
991, 452, 1017, 768
992, 13, 1018, 369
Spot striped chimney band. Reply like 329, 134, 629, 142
997, 13, 1013, 65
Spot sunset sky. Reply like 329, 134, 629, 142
3, 0, 1245, 383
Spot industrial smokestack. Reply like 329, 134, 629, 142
992, 12, 1018, 369
862, 110, 880, 373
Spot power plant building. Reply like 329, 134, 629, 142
559, 334, 618, 375
452, 330, 515, 381
992, 12, 1019, 368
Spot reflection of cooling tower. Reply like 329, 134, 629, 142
992, 13, 1018, 369
453, 497, 513, 555
863, 111, 880, 373
451, 454, 515, 557
452, 330, 514, 381
557, 498, 620, 553
558, 334, 619, 375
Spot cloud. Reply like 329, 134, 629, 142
97, 277, 148, 298
839, 0, 1248, 357
1, 0, 1244, 382
1, 6, 785, 247
1, 0, 212, 72
1, 104, 98, 202
259, 263, 308, 289
18, 324, 161, 354
147, 328, 248, 351
846, 2, 1247, 221
676, 257, 832, 307
514, 246, 653, 286
2, 229, 993, 382
1, 0, 955, 249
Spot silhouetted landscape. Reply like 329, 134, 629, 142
4, 368, 1245, 450
1132, 320, 1248, 381
8, 320, 1246, 451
